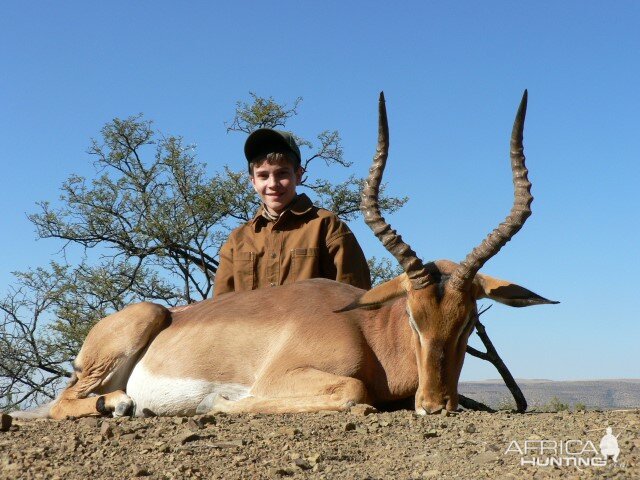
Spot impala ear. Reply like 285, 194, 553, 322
335, 274, 410, 312
474, 273, 559, 307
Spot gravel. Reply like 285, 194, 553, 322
1, 408, 638, 479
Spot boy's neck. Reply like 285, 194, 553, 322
262, 195, 299, 221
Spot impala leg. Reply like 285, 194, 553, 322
50, 379, 133, 420
49, 302, 170, 420
205, 368, 370, 414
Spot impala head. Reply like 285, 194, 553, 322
357, 91, 557, 414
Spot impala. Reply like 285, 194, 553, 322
21, 91, 557, 420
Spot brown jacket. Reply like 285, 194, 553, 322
213, 194, 371, 297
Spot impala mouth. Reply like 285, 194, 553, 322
415, 404, 447, 415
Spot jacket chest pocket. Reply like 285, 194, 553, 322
291, 248, 320, 281
234, 251, 257, 290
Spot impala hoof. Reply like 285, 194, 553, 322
196, 393, 230, 414
113, 398, 134, 417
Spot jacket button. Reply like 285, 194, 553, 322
270, 282, 275, 287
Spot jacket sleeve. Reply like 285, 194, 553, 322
325, 223, 372, 290
213, 239, 235, 298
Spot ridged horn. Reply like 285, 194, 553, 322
361, 92, 434, 290
449, 90, 532, 292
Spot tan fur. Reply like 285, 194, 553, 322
351, 274, 410, 307
50, 302, 170, 419
48, 264, 554, 418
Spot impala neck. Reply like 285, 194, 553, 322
357, 297, 419, 402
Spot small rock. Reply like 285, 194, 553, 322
465, 423, 476, 434
423, 429, 438, 438
120, 432, 140, 441
72, 434, 83, 448
186, 418, 201, 431
292, 458, 312, 470
79, 416, 99, 428
195, 414, 216, 427
100, 422, 114, 439
1, 414, 13, 432
307, 453, 323, 465
174, 431, 200, 445
157, 443, 171, 453
132, 465, 150, 477
440, 409, 450, 417
349, 404, 378, 416
173, 417, 188, 425
269, 467, 294, 477
344, 422, 356, 432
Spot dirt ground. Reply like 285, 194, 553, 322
1, 408, 638, 479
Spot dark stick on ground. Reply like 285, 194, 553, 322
465, 305, 528, 413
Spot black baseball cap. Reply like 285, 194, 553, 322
244, 128, 302, 166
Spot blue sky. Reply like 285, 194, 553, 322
1, 1, 638, 381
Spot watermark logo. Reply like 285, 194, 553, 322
504, 425, 626, 469
599, 427, 620, 463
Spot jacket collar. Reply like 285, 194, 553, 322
250, 193, 314, 225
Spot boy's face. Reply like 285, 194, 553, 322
250, 158, 303, 215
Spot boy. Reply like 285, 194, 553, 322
213, 128, 371, 297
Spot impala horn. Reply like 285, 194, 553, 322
361, 92, 437, 290
449, 90, 532, 292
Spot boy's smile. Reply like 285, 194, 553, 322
251, 160, 303, 215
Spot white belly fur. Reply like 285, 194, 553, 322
126, 362, 250, 417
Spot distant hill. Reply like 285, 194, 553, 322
459, 379, 640, 410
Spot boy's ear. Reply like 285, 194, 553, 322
296, 166, 304, 185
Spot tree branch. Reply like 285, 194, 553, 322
465, 305, 527, 413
